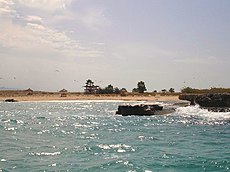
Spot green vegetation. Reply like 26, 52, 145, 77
82, 79, 230, 95
161, 89, 167, 93
132, 81, 147, 93
97, 84, 126, 94
181, 87, 230, 94
169, 88, 175, 93
85, 79, 94, 86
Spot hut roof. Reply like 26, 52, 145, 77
59, 89, 68, 93
25, 88, 33, 92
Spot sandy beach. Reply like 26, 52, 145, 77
0, 91, 180, 102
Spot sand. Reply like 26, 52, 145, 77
0, 92, 180, 102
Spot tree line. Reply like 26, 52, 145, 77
84, 79, 230, 95
181, 87, 230, 94
84, 79, 175, 94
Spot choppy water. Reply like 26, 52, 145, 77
0, 101, 229, 172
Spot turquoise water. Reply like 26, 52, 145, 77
0, 101, 229, 172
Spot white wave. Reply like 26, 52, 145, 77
110, 144, 131, 148
30, 100, 140, 103
98, 144, 111, 150
175, 105, 230, 121
30, 151, 61, 156
117, 149, 126, 153
154, 101, 172, 106
50, 163, 57, 167
98, 144, 132, 151
137, 101, 174, 107
5, 127, 16, 131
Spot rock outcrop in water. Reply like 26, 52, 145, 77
179, 93, 230, 112
116, 104, 175, 116
4, 99, 18, 102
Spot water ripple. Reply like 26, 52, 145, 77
0, 101, 229, 171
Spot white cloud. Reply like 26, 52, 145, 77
27, 22, 45, 30
106, 42, 177, 61
0, 0, 104, 58
0, 0, 15, 15
27, 15, 42, 22
0, 19, 102, 57
174, 56, 224, 64
80, 8, 110, 30
17, 0, 72, 11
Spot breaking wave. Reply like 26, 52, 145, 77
174, 105, 230, 125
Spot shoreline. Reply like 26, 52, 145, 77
0, 94, 181, 103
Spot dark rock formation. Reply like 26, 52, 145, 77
4, 99, 18, 102
179, 93, 230, 112
178, 94, 198, 105
116, 104, 175, 116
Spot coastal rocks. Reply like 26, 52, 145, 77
116, 104, 175, 116
179, 93, 230, 112
4, 99, 18, 102
178, 94, 198, 105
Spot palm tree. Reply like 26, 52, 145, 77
85, 79, 94, 87
84, 79, 98, 94
169, 88, 175, 93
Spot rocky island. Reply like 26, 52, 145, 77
116, 104, 175, 116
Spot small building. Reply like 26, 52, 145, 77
84, 85, 99, 94
161, 89, 167, 93
59, 89, 68, 97
25, 88, 33, 95
120, 88, 128, 96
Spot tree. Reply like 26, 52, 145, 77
104, 84, 114, 94
85, 79, 94, 86
114, 87, 121, 94
96, 84, 121, 94
84, 79, 98, 94
169, 88, 175, 93
96, 87, 103, 94
137, 81, 147, 93
181, 87, 194, 93
132, 88, 138, 93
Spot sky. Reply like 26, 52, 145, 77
0, 0, 230, 92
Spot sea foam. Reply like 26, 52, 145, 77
175, 105, 230, 122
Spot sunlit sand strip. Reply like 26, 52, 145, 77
0, 94, 180, 103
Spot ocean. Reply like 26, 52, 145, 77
0, 101, 229, 172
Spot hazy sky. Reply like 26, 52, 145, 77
0, 0, 230, 92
